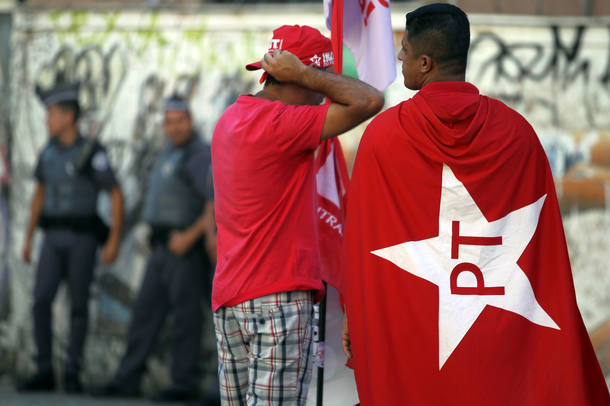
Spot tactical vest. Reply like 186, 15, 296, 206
39, 138, 99, 218
142, 138, 206, 229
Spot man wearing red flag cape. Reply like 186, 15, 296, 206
343, 3, 610, 405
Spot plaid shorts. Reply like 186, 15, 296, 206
213, 291, 314, 406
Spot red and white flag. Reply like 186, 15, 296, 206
311, 2, 398, 403
315, 0, 346, 294
316, 0, 396, 293
324, 0, 396, 90
316, 137, 349, 293
343, 83, 610, 405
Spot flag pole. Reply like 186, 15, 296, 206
316, 281, 328, 406
331, 0, 344, 75
316, 2, 343, 405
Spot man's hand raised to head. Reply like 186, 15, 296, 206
260, 50, 306, 84
260, 49, 385, 141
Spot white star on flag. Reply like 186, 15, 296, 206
316, 142, 341, 207
309, 54, 321, 67
371, 164, 560, 369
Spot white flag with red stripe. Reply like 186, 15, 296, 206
324, 0, 396, 90
316, 0, 395, 294
309, 2, 397, 403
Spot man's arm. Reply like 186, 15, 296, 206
168, 200, 215, 257
101, 185, 123, 264
22, 182, 45, 264
261, 50, 385, 140
203, 201, 217, 263
342, 316, 353, 359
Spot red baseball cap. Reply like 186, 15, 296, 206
246, 25, 334, 83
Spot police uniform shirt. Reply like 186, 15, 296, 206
143, 134, 212, 229
182, 138, 213, 202
34, 136, 118, 218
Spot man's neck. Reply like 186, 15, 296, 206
256, 86, 279, 102
420, 71, 466, 88
256, 83, 313, 106
57, 127, 79, 147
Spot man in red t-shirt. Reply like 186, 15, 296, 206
211, 25, 383, 405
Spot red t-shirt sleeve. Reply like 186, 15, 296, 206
271, 103, 330, 155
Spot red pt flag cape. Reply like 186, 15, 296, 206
344, 82, 609, 405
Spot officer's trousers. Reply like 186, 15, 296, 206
111, 243, 208, 392
32, 228, 98, 374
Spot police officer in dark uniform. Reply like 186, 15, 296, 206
97, 95, 215, 402
19, 83, 124, 393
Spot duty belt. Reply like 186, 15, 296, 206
39, 214, 109, 244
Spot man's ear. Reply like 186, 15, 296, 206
418, 54, 433, 74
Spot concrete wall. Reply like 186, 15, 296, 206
0, 4, 608, 390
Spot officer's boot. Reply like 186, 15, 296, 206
63, 370, 83, 394
17, 368, 56, 392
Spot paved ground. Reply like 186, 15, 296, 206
0, 379, 184, 406
0, 392, 164, 406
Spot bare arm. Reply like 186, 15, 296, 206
168, 200, 215, 258
203, 201, 217, 263
101, 186, 124, 264
342, 316, 353, 359
261, 50, 385, 140
22, 182, 45, 264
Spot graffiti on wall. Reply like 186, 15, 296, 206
469, 24, 610, 130
468, 23, 610, 219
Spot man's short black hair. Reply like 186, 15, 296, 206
405, 3, 470, 74
56, 100, 80, 124
264, 74, 280, 87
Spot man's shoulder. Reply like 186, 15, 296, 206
217, 95, 275, 126
70, 136, 109, 158
366, 103, 402, 131
38, 139, 59, 161
39, 140, 54, 153
244, 96, 314, 119
188, 133, 209, 149
87, 137, 110, 156
357, 104, 404, 155
186, 135, 211, 160
483, 95, 534, 130
226, 94, 325, 119
232, 94, 275, 110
